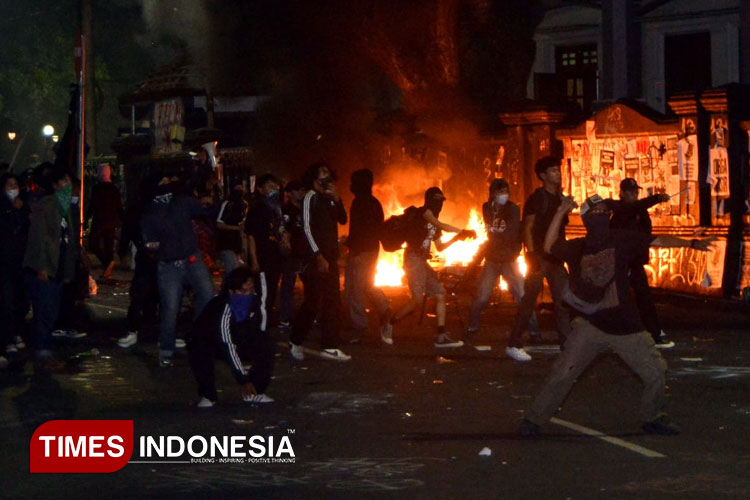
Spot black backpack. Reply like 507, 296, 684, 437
380, 206, 419, 252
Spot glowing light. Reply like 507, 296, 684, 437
42, 125, 55, 137
7, 131, 16, 141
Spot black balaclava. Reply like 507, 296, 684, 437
424, 187, 445, 216
582, 211, 611, 247
350, 168, 373, 197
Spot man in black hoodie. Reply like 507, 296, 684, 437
467, 178, 540, 338
289, 162, 350, 362
609, 178, 673, 348
189, 266, 274, 407
344, 169, 391, 342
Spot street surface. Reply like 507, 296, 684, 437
2, 267, 750, 499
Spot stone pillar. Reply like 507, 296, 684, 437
601, 0, 641, 100
500, 108, 567, 203
700, 84, 750, 298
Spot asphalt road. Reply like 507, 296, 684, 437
2, 268, 750, 499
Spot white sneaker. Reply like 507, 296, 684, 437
175, 339, 186, 349
505, 346, 532, 362
6, 344, 18, 354
197, 397, 215, 408
320, 348, 352, 362
117, 332, 138, 348
290, 342, 305, 361
243, 393, 275, 404
52, 329, 87, 339
434, 334, 464, 348
14, 336, 25, 349
380, 322, 394, 345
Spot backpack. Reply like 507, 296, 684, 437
380, 206, 422, 251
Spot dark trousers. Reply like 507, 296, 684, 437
189, 324, 275, 401
279, 257, 302, 324
630, 265, 662, 339
0, 265, 28, 348
290, 258, 342, 349
126, 257, 159, 333
256, 267, 281, 333
24, 272, 63, 358
508, 259, 570, 348
89, 226, 116, 266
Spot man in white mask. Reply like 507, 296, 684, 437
467, 178, 540, 341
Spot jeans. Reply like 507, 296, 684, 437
279, 257, 301, 324
468, 260, 539, 334
508, 259, 570, 348
157, 256, 215, 359
344, 251, 390, 330
525, 317, 667, 425
290, 257, 342, 349
24, 272, 63, 359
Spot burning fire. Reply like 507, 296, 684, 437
372, 187, 527, 288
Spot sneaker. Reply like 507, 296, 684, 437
52, 329, 87, 339
175, 339, 186, 349
278, 321, 291, 329
6, 344, 18, 354
159, 358, 173, 368
243, 393, 275, 404
290, 342, 305, 361
14, 336, 25, 349
380, 322, 394, 345
654, 338, 675, 349
117, 332, 138, 348
642, 415, 680, 435
434, 334, 464, 348
320, 348, 352, 362
197, 397, 215, 408
518, 418, 540, 437
505, 346, 532, 362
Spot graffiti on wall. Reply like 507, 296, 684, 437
645, 239, 726, 290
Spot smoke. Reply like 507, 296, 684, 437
134, 0, 541, 213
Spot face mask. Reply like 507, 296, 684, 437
494, 194, 509, 206
427, 199, 443, 216
55, 184, 73, 216
266, 189, 280, 201
582, 213, 610, 241
6, 189, 19, 201
318, 176, 333, 188
228, 293, 257, 322
154, 192, 173, 204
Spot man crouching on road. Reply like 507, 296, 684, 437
519, 194, 715, 437
189, 266, 275, 408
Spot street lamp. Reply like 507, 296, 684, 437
7, 131, 16, 141
42, 125, 55, 137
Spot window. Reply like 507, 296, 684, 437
555, 44, 598, 113
664, 32, 711, 99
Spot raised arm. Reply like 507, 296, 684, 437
543, 197, 576, 254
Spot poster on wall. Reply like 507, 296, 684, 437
704, 239, 727, 289
708, 147, 730, 198
639, 156, 653, 193
624, 156, 639, 181
678, 135, 699, 182
740, 242, 750, 290
599, 149, 614, 187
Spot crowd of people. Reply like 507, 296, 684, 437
0, 155, 715, 435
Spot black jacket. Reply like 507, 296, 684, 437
482, 201, 522, 263
300, 190, 347, 260
0, 195, 30, 267
190, 293, 261, 385
608, 195, 662, 235
347, 194, 384, 256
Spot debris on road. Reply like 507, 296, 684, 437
478, 447, 491, 457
